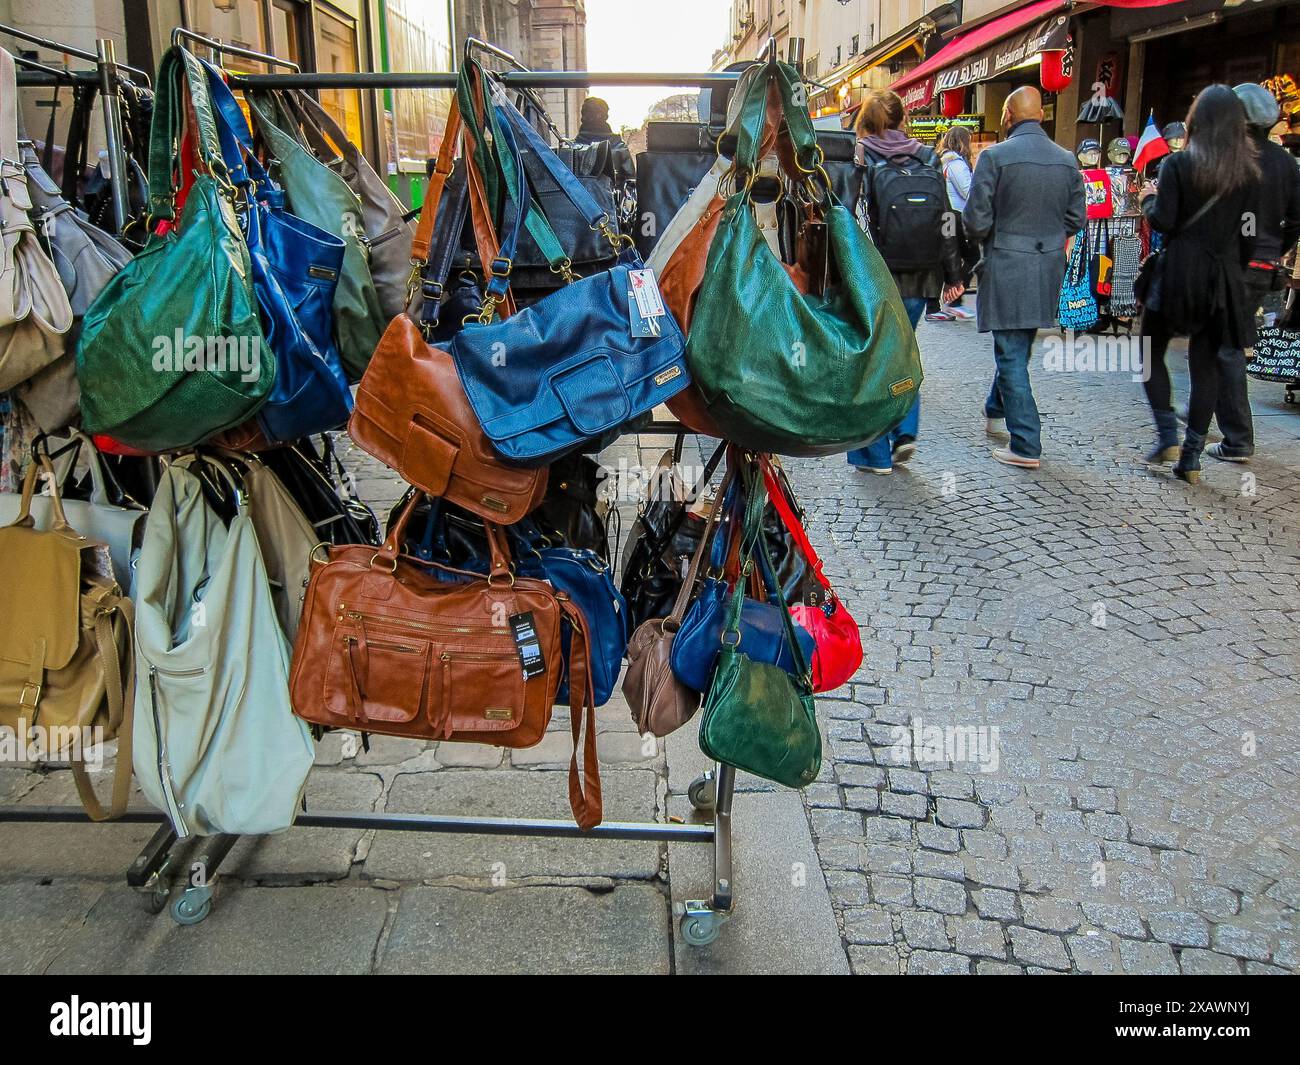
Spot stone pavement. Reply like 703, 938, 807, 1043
1, 319, 1298, 974
785, 319, 1300, 974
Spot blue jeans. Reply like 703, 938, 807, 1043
984, 328, 1041, 459
848, 297, 926, 469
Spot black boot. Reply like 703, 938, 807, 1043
1174, 429, 1206, 485
1145, 408, 1180, 464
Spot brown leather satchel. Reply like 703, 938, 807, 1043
622, 467, 731, 737
348, 94, 544, 523
288, 491, 601, 828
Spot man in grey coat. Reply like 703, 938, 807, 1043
963, 87, 1086, 468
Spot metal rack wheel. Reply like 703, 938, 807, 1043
687, 771, 716, 813
140, 883, 169, 915
680, 901, 728, 947
171, 885, 213, 926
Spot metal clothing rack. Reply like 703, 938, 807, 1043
1, 21, 151, 233
0, 31, 799, 948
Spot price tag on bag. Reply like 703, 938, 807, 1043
628, 268, 666, 338
508, 612, 547, 680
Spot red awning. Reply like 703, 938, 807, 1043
891, 0, 1071, 108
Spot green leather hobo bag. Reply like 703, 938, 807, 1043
686, 58, 922, 457
75, 46, 272, 452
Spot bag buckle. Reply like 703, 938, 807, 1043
550, 257, 582, 284
19, 682, 41, 710
464, 291, 503, 326
489, 256, 513, 279
590, 216, 633, 253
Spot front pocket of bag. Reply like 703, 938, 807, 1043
323, 628, 430, 724
435, 649, 527, 734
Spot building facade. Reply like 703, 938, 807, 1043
1, 0, 585, 206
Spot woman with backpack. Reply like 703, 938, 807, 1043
930, 125, 976, 322
847, 89, 965, 475
1138, 84, 1260, 484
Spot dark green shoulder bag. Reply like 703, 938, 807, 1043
698, 458, 821, 788
686, 57, 922, 457
75, 46, 273, 452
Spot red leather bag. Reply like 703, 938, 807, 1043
761, 458, 862, 693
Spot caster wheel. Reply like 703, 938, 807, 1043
171, 888, 212, 926
141, 888, 168, 915
1287, 391, 1296, 404
687, 772, 716, 813
680, 911, 720, 947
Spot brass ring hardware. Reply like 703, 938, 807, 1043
368, 552, 398, 574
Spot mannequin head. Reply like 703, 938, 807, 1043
1076, 138, 1101, 167
1107, 137, 1132, 166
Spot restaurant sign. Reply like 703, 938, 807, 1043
933, 14, 1071, 95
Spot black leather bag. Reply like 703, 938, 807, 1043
532, 453, 611, 561
259, 436, 380, 546
508, 133, 622, 298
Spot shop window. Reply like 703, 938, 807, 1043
851, 35, 859, 57
315, 4, 364, 150
268, 0, 306, 67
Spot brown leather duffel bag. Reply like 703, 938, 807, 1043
288, 491, 601, 828
348, 92, 544, 524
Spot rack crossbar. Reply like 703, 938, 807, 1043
229, 70, 740, 91
1, 806, 716, 843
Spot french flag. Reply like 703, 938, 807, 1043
1134, 113, 1171, 173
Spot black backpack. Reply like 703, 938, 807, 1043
859, 143, 946, 272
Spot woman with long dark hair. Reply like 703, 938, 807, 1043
1138, 84, 1260, 483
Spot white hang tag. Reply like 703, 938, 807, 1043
629, 268, 666, 320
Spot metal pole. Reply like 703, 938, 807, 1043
95, 38, 131, 234
229, 70, 741, 91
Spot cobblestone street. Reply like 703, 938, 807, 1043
787, 319, 1300, 974
1, 319, 1297, 974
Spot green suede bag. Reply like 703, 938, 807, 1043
75, 47, 273, 452
247, 91, 385, 381
697, 459, 821, 788
685, 57, 923, 457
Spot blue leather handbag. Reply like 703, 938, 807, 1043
403, 497, 628, 706
201, 62, 353, 443
670, 478, 817, 694
514, 528, 628, 708
448, 79, 690, 467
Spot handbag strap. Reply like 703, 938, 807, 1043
760, 456, 830, 592
1, 47, 19, 169
556, 595, 602, 830
490, 82, 631, 261
14, 454, 72, 530
732, 57, 820, 180
721, 458, 812, 687
146, 47, 228, 224
410, 95, 463, 265
198, 59, 282, 207
378, 490, 514, 582
664, 463, 736, 630
1177, 190, 1223, 235
70, 591, 135, 821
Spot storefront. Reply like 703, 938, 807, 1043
808, 4, 960, 124
889, 0, 1077, 144
1114, 0, 1300, 128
